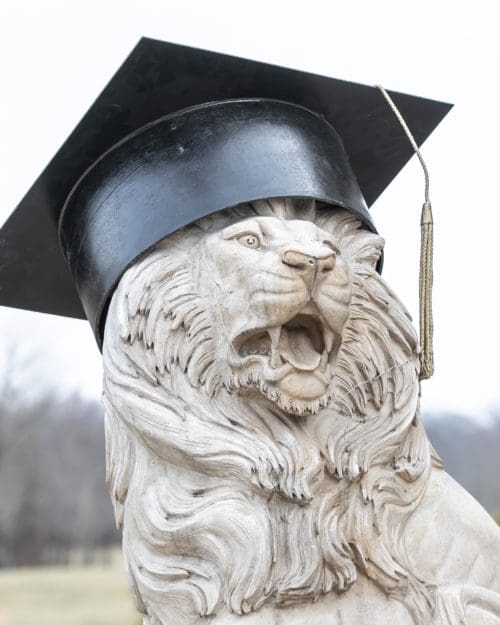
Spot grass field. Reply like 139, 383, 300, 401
0, 561, 140, 625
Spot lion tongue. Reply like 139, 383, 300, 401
278, 326, 321, 371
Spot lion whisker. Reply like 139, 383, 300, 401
334, 359, 414, 413
255, 270, 298, 282
250, 287, 302, 297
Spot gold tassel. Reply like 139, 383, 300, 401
375, 85, 435, 381
419, 201, 434, 380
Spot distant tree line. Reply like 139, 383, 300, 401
0, 392, 118, 567
425, 412, 500, 517
0, 383, 499, 567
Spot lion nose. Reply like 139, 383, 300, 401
282, 247, 336, 280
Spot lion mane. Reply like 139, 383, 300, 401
102, 199, 437, 625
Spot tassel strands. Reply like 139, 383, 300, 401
419, 201, 434, 379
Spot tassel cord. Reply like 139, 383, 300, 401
376, 85, 434, 380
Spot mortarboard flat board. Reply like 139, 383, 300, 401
0, 37, 452, 348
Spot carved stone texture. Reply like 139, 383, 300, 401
102, 198, 500, 625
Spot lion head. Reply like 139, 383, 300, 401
102, 198, 435, 625
201, 210, 351, 415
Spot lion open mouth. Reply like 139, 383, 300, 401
233, 313, 335, 373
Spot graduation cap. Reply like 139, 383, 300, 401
0, 37, 452, 352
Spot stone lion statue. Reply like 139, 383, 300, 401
102, 198, 500, 625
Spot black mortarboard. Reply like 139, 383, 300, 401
0, 38, 452, 349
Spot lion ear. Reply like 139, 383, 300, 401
317, 210, 383, 271
350, 231, 385, 270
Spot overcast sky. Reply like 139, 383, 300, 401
1, 0, 499, 420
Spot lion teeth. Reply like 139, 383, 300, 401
324, 327, 335, 354
268, 327, 282, 368
320, 349, 328, 367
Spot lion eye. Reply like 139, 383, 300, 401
237, 234, 260, 249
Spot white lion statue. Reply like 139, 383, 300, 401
102, 198, 500, 625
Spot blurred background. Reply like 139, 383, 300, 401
1, 0, 499, 624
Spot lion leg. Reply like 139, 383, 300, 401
433, 585, 500, 625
